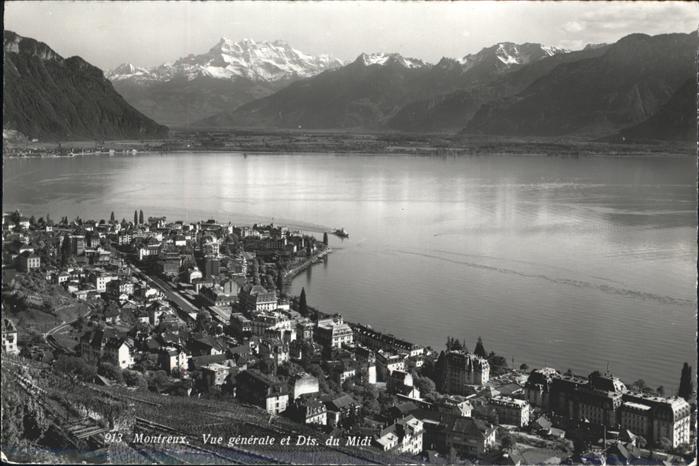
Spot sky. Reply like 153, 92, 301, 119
4, 1, 698, 70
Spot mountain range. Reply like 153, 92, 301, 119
465, 32, 697, 137
195, 42, 571, 130
3, 31, 167, 141
3, 30, 696, 142
386, 44, 610, 132
107, 38, 343, 126
190, 32, 696, 141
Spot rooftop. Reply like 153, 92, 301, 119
489, 395, 529, 408
622, 401, 651, 411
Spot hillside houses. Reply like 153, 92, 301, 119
3, 210, 694, 464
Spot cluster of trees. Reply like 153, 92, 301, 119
628, 378, 667, 396
7, 212, 56, 228
411, 370, 437, 398
342, 379, 381, 420
219, 234, 242, 257
16, 214, 128, 228
445, 336, 467, 352
54, 355, 97, 381
56, 355, 178, 396
98, 362, 124, 383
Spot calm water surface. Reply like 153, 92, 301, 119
4, 153, 696, 390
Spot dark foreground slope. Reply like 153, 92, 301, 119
3, 31, 168, 141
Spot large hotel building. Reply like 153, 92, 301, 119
526, 368, 691, 448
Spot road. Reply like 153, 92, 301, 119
44, 307, 93, 354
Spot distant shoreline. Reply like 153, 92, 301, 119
3, 133, 694, 159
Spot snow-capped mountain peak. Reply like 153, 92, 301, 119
106, 63, 155, 81
108, 38, 343, 84
357, 52, 428, 69
495, 43, 522, 65
459, 42, 569, 71
541, 45, 568, 56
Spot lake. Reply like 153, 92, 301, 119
3, 152, 696, 391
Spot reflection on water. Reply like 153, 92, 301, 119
3, 152, 696, 389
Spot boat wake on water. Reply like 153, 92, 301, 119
394, 249, 692, 307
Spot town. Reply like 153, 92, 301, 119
1, 210, 696, 465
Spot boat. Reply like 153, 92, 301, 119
333, 228, 349, 238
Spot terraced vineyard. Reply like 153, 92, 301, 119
3, 357, 418, 464
96, 385, 419, 464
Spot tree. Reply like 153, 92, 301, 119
656, 386, 665, 396
434, 351, 447, 391
501, 431, 516, 451
519, 363, 530, 372
299, 288, 308, 316
474, 337, 487, 358
139, 210, 144, 224
110, 211, 115, 222
122, 369, 148, 389
488, 354, 509, 376
61, 235, 73, 265
362, 398, 381, 417
678, 362, 693, 401
564, 368, 574, 377
99, 362, 124, 384
149, 370, 170, 393
134, 210, 138, 225
55, 355, 97, 381
446, 336, 464, 352
630, 379, 647, 392
414, 374, 436, 396
323, 232, 328, 246
276, 273, 285, 296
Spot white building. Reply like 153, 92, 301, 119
104, 338, 135, 369
93, 273, 117, 292
376, 350, 406, 381
374, 415, 424, 455
2, 318, 19, 355
315, 315, 353, 350
488, 396, 530, 428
